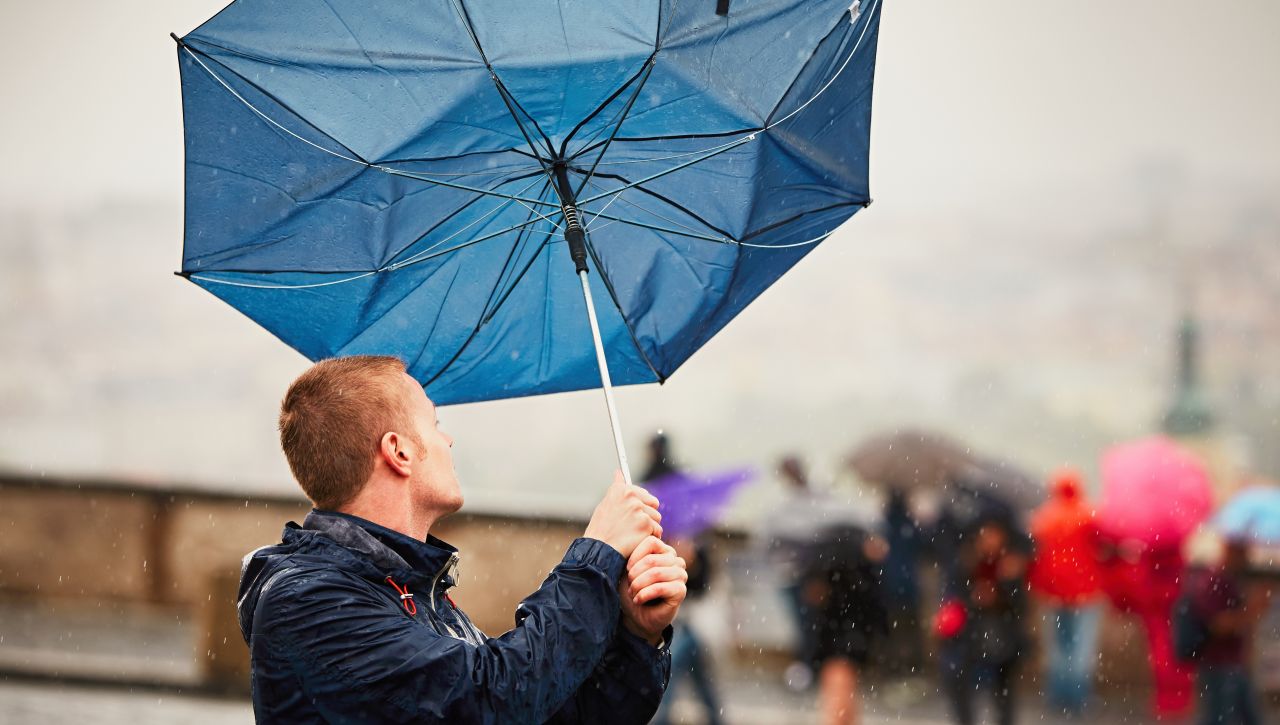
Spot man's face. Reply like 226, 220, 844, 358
398, 373, 463, 515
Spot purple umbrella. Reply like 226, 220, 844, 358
644, 468, 756, 539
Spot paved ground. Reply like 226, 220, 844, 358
2, 596, 1273, 724
0, 671, 1208, 725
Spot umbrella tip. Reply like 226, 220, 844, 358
170, 32, 183, 45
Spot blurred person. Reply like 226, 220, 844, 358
935, 515, 1029, 725
801, 524, 889, 725
1027, 468, 1102, 716
879, 488, 924, 676
1186, 538, 1267, 725
1097, 535, 1197, 717
238, 356, 686, 724
644, 433, 725, 725
760, 455, 827, 690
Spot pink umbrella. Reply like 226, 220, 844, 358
1097, 437, 1213, 717
1097, 436, 1213, 548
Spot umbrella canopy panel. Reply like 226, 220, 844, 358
1097, 437, 1214, 547
1215, 486, 1280, 545
176, 0, 881, 404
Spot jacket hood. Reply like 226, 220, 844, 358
1050, 467, 1084, 501
236, 510, 459, 641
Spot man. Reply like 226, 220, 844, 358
237, 356, 687, 723
1189, 538, 1265, 725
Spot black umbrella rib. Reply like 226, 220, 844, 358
480, 180, 554, 322
573, 127, 763, 158
424, 225, 560, 388
738, 201, 865, 243
573, 168, 734, 241
579, 210, 728, 244
572, 59, 656, 200
576, 136, 750, 206
190, 207, 561, 277
380, 169, 546, 267
450, 0, 557, 164
560, 50, 657, 159
582, 240, 665, 382
186, 45, 558, 210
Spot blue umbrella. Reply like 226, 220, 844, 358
1216, 487, 1280, 545
174, 0, 881, 482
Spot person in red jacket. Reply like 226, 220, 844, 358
1028, 468, 1102, 715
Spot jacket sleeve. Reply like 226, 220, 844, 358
255, 538, 633, 724
545, 623, 672, 725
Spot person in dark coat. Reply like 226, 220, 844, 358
1188, 538, 1265, 725
801, 523, 889, 725
936, 515, 1029, 725
879, 489, 924, 676
239, 356, 685, 724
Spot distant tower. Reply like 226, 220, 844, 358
1160, 312, 1242, 501
1161, 314, 1215, 436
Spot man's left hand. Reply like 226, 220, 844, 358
620, 536, 687, 646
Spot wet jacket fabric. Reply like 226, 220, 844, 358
237, 510, 670, 724
1028, 474, 1101, 606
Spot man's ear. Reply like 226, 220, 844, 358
379, 431, 414, 478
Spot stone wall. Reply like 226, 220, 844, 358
0, 473, 594, 691
0, 473, 589, 637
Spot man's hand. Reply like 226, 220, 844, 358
620, 536, 687, 646
583, 472, 662, 559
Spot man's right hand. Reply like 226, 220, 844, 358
583, 471, 662, 559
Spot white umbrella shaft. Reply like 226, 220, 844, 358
577, 269, 633, 487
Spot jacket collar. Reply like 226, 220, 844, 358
300, 509, 458, 584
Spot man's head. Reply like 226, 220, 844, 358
1223, 537, 1251, 575
778, 455, 807, 490
973, 518, 1010, 559
278, 356, 461, 519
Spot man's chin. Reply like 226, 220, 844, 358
444, 488, 464, 514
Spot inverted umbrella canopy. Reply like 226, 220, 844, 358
1097, 437, 1213, 548
1215, 486, 1280, 545
643, 468, 755, 539
174, 0, 881, 408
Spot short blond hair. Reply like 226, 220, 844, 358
278, 356, 414, 510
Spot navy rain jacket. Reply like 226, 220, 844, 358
237, 510, 670, 723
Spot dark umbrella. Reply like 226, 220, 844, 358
848, 430, 1043, 511
172, 0, 883, 484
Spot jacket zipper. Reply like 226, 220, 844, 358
429, 552, 465, 640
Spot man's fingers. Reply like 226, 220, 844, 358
628, 553, 682, 580
634, 486, 660, 509
633, 580, 687, 606
641, 503, 662, 526
629, 565, 688, 595
626, 536, 669, 568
